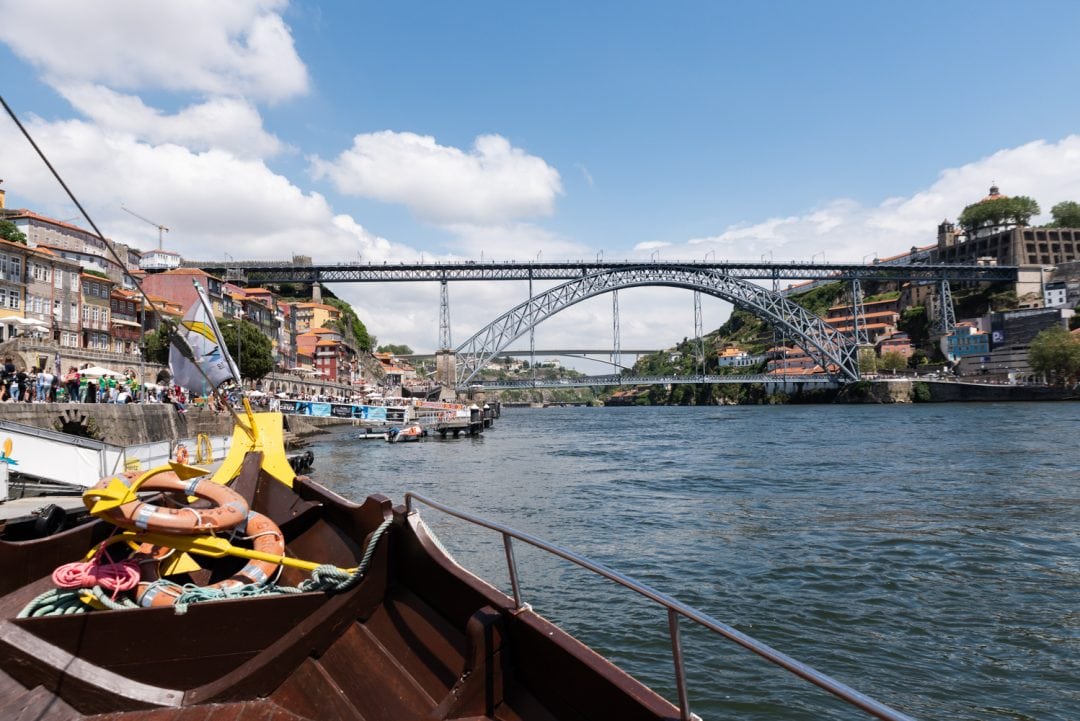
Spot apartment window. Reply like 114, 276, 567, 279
70, 272, 79, 291
54, 269, 63, 288
5, 289, 19, 309
83, 305, 91, 322
10, 258, 21, 281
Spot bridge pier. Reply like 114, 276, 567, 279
435, 349, 456, 391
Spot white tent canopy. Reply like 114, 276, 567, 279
78, 366, 125, 378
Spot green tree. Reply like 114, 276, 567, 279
958, 196, 1040, 234
377, 343, 414, 355
858, 347, 878, 374
323, 297, 373, 351
219, 318, 274, 380
878, 351, 908, 374
1028, 326, 1080, 386
142, 319, 176, 365
0, 220, 26, 244
1049, 200, 1080, 228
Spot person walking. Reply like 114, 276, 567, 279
65, 367, 80, 402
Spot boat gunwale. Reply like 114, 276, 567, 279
404, 491, 919, 721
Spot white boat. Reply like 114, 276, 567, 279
387, 423, 424, 443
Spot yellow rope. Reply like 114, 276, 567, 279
195, 433, 213, 464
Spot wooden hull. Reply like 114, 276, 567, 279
0, 459, 678, 720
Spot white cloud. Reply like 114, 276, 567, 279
0, 0, 307, 102
55, 83, 286, 159
309, 131, 563, 226
678, 135, 1080, 265
0, 114, 400, 263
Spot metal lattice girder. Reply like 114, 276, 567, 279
469, 373, 836, 390
186, 259, 1019, 285
612, 289, 620, 370
438, 280, 452, 351
694, 290, 704, 373
454, 266, 862, 386
852, 279, 869, 346
933, 280, 956, 335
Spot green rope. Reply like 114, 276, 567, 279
297, 517, 394, 593
90, 585, 139, 611
17, 585, 137, 617
171, 580, 285, 615
18, 588, 84, 617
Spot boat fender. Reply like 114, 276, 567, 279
32, 504, 66, 537
90, 471, 249, 535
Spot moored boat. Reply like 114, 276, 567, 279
387, 422, 425, 443
0, 412, 918, 721
0, 412, 678, 720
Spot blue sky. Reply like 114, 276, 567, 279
2, 1, 1080, 357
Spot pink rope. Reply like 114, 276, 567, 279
52, 559, 141, 597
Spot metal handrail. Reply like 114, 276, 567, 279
405, 492, 918, 721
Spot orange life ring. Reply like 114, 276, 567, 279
174, 445, 190, 464
136, 511, 285, 607
89, 470, 249, 535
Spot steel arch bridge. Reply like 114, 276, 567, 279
454, 266, 861, 387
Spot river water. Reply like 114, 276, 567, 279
307, 403, 1078, 721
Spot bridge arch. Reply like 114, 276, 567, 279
454, 266, 859, 386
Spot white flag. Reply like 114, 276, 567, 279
168, 285, 238, 392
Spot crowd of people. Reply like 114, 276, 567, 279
0, 358, 184, 406
1, 356, 386, 411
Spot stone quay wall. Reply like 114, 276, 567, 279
0, 403, 234, 446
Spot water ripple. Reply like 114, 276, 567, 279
310, 403, 1080, 721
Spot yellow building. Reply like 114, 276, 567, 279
293, 302, 341, 332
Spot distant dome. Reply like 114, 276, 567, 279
979, 184, 1007, 203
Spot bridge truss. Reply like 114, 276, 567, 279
471, 373, 837, 390
193, 257, 1018, 390
192, 259, 1018, 285
453, 266, 866, 387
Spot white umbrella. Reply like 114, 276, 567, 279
247, 390, 266, 397
78, 366, 124, 378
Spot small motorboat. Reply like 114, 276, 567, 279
387, 422, 425, 443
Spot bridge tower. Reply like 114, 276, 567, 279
694, 290, 705, 375
435, 279, 457, 390
932, 280, 956, 335
611, 290, 621, 371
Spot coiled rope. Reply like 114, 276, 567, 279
52, 558, 141, 596
163, 516, 393, 614
18, 585, 139, 618
21, 516, 394, 617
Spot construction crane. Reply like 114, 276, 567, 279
121, 204, 169, 250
